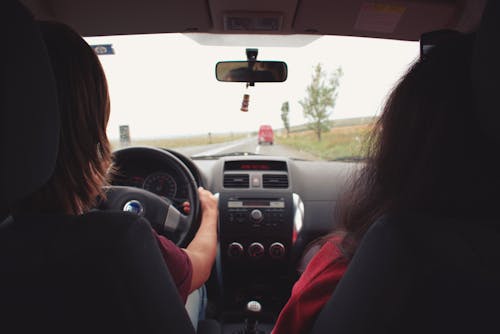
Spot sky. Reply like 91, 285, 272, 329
85, 33, 419, 140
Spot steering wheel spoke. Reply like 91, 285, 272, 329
163, 204, 189, 234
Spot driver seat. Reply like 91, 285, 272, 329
0, 1, 194, 333
0, 212, 196, 334
311, 1, 500, 333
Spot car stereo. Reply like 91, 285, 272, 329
219, 192, 293, 264
218, 190, 296, 313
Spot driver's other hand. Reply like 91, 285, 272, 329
198, 187, 218, 221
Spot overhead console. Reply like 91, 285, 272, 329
217, 158, 303, 320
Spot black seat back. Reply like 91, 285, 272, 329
311, 215, 500, 333
0, 0, 59, 218
311, 1, 500, 333
0, 211, 195, 334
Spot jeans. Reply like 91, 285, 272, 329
185, 285, 207, 330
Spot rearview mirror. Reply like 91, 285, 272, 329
216, 61, 287, 82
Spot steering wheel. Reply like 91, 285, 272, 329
99, 146, 201, 247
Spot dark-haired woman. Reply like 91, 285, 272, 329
272, 32, 493, 334
13, 21, 218, 328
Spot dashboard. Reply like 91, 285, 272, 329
109, 146, 358, 322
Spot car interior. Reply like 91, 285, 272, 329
1, 0, 499, 333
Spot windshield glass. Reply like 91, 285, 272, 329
85, 33, 418, 161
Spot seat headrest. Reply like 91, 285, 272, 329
0, 0, 59, 213
472, 0, 500, 143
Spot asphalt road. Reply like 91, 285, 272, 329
175, 136, 318, 160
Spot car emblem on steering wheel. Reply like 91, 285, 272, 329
123, 200, 144, 216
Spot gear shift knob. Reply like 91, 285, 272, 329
244, 300, 262, 334
247, 301, 262, 313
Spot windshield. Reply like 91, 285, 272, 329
85, 33, 418, 161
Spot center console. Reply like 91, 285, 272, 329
215, 159, 303, 331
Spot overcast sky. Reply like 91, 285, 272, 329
85, 33, 419, 140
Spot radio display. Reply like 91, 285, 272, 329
227, 199, 285, 208
243, 200, 270, 207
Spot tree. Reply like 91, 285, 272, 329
280, 101, 290, 137
299, 64, 343, 141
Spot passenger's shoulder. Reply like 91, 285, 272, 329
302, 238, 348, 282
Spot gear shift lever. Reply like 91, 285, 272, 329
243, 300, 262, 334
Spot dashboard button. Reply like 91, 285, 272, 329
251, 175, 261, 187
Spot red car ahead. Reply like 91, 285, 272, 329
258, 125, 274, 145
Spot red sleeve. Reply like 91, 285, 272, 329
152, 230, 193, 304
272, 237, 348, 334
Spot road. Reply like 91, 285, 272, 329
175, 136, 318, 160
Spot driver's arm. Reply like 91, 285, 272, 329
183, 187, 218, 293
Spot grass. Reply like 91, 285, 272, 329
111, 133, 247, 150
277, 123, 374, 161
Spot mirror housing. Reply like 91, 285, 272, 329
216, 61, 288, 82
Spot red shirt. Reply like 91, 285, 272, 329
272, 236, 349, 334
152, 230, 193, 304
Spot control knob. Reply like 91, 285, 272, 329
248, 242, 265, 258
269, 242, 286, 259
249, 209, 263, 222
227, 242, 244, 258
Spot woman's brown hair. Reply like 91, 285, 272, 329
331, 32, 500, 259
15, 21, 112, 215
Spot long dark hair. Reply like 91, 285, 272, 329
15, 21, 112, 215
335, 32, 499, 258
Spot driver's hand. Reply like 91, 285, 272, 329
184, 187, 218, 292
198, 187, 218, 222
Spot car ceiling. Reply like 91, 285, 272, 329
20, 0, 485, 41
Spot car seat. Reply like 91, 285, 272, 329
311, 1, 500, 333
0, 1, 196, 333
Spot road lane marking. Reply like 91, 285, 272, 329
255, 145, 261, 154
191, 137, 256, 157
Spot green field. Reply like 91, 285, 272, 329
277, 123, 374, 161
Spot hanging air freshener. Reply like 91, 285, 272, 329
241, 94, 250, 112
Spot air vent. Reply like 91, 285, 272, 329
224, 174, 249, 188
263, 174, 289, 188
